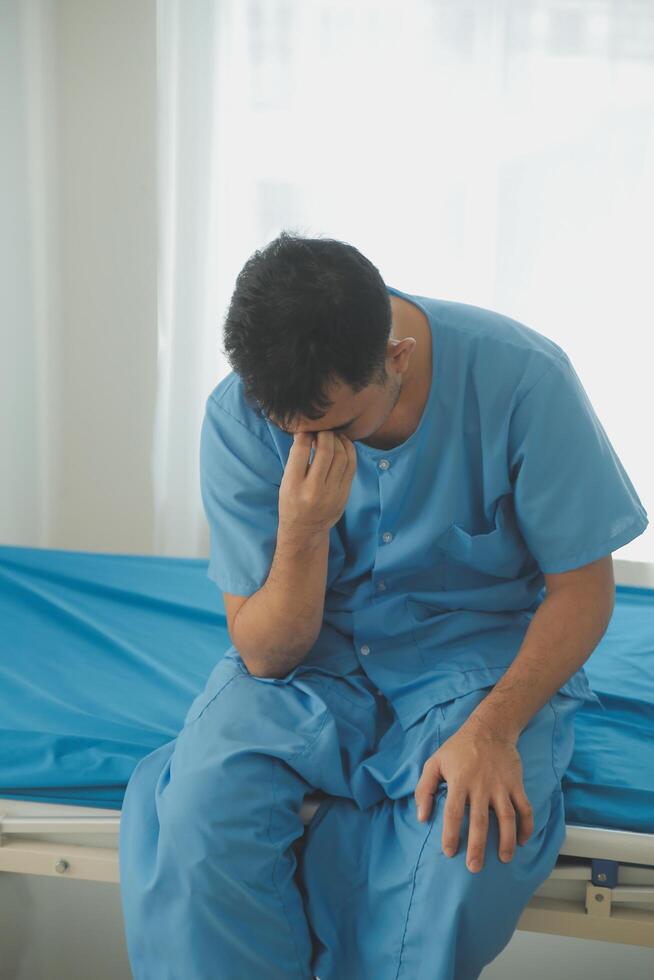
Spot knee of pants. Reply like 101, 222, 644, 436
153, 669, 345, 841
394, 788, 566, 980
183, 666, 336, 764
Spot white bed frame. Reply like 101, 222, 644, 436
2, 559, 653, 950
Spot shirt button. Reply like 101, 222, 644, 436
378, 458, 390, 470
382, 531, 393, 544
360, 644, 371, 656
377, 580, 386, 591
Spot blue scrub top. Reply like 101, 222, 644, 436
199, 285, 649, 731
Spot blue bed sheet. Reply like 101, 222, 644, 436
1, 545, 652, 833
561, 585, 654, 833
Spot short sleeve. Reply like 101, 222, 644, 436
507, 355, 649, 574
199, 395, 283, 595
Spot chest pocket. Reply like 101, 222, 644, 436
435, 494, 530, 585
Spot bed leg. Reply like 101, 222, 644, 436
586, 858, 619, 917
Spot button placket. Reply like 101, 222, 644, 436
365, 456, 393, 657
375, 457, 393, 594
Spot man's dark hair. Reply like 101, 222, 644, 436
222, 230, 392, 430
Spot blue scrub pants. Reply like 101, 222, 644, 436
119, 650, 581, 980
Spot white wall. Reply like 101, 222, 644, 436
1, 0, 157, 554
0, 0, 56, 546
55, 0, 157, 553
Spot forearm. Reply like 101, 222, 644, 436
233, 521, 330, 679
466, 585, 614, 742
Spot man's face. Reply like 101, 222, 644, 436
268, 368, 403, 445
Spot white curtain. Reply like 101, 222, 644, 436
6, 1, 649, 559
156, 0, 653, 564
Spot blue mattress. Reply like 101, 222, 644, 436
1, 545, 652, 834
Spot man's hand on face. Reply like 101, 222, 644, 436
278, 430, 357, 536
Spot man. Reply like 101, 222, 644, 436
119, 231, 648, 979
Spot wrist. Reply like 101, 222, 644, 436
278, 519, 330, 542
464, 707, 521, 745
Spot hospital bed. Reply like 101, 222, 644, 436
1, 545, 653, 964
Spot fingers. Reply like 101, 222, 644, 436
441, 786, 466, 859
303, 430, 338, 482
306, 430, 356, 487
287, 431, 314, 479
511, 786, 535, 846
335, 433, 357, 488
464, 798, 489, 872
493, 795, 518, 863
441, 792, 525, 872
414, 756, 442, 824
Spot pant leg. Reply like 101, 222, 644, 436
300, 688, 582, 980
119, 652, 390, 980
